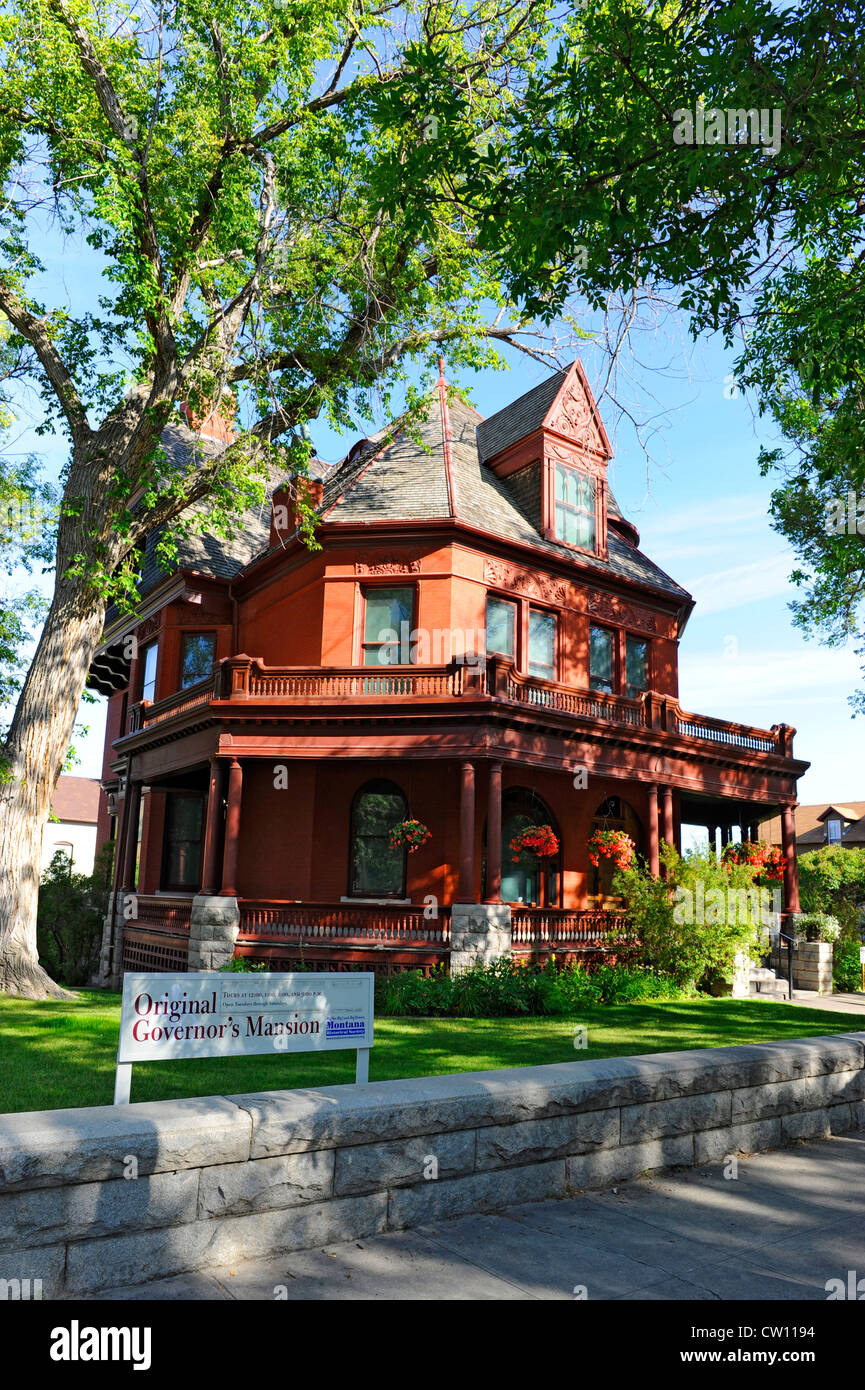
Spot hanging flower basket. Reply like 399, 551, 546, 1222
388, 819, 431, 854
721, 840, 784, 882
587, 828, 635, 872
509, 824, 559, 862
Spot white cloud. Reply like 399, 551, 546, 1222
632, 493, 772, 538
679, 645, 862, 712
687, 554, 795, 614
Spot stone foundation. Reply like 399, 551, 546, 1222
449, 903, 512, 972
188, 895, 240, 971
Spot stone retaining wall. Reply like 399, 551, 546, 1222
1, 1032, 864, 1298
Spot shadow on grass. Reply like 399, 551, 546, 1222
0, 992, 862, 1114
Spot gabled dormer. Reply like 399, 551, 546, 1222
476, 360, 614, 558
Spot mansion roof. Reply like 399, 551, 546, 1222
135, 364, 692, 611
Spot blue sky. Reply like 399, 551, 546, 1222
4, 227, 863, 813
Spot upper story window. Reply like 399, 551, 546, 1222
486, 596, 517, 660
528, 608, 557, 681
554, 462, 596, 549
826, 817, 843, 844
625, 636, 648, 700
589, 625, 614, 694
362, 586, 415, 665
140, 641, 158, 703
181, 632, 217, 689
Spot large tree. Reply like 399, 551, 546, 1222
455, 0, 865, 703
0, 0, 563, 997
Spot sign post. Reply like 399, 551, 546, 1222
113, 971, 374, 1104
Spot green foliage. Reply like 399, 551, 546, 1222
36, 842, 113, 986
833, 939, 862, 994
790, 912, 841, 944
374, 958, 690, 1018
612, 844, 766, 990
798, 847, 865, 938
461, 0, 865, 707
218, 957, 271, 972
0, 0, 558, 611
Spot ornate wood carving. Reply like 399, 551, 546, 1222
545, 385, 607, 457
174, 603, 227, 626
588, 591, 659, 634
355, 557, 422, 576
136, 614, 161, 642
484, 559, 569, 605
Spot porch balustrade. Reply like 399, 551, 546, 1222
237, 900, 451, 946
122, 655, 792, 758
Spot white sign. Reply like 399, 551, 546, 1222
113, 971, 374, 1103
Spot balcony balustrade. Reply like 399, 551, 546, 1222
122, 655, 793, 758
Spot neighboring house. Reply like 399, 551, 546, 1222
763, 802, 865, 855
43, 775, 102, 874
88, 362, 809, 983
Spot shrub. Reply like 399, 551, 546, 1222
790, 912, 841, 943
611, 844, 767, 991
833, 939, 862, 993
373, 958, 689, 1017
36, 842, 114, 986
798, 846, 865, 940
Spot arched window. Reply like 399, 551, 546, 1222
589, 796, 643, 905
349, 780, 408, 898
498, 788, 561, 907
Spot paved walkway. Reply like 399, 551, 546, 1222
93, 1132, 865, 1301
764, 990, 865, 1014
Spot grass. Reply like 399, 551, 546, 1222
1, 990, 863, 1114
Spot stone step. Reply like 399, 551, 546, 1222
750, 978, 790, 998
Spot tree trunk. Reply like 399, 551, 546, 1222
0, 566, 108, 999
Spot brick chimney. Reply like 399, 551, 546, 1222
180, 393, 236, 445
270, 476, 324, 546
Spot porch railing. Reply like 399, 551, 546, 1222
121, 654, 793, 760
131, 895, 194, 932
511, 908, 631, 945
505, 673, 644, 728
238, 900, 451, 946
676, 710, 780, 754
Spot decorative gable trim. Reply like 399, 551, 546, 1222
542, 360, 613, 461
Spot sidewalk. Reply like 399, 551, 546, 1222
767, 990, 865, 1014
90, 1131, 865, 1301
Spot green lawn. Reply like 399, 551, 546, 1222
1, 990, 863, 1114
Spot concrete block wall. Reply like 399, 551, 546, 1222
1, 1033, 864, 1298
772, 940, 833, 994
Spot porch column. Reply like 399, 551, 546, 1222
119, 776, 142, 889
720, 824, 731, 847
749, 821, 759, 843
646, 783, 660, 877
457, 760, 476, 903
781, 803, 801, 914
484, 761, 502, 904
707, 823, 718, 857
219, 757, 243, 896
662, 786, 675, 847
200, 757, 225, 896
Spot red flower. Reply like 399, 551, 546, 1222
509, 824, 559, 858
586, 829, 635, 872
